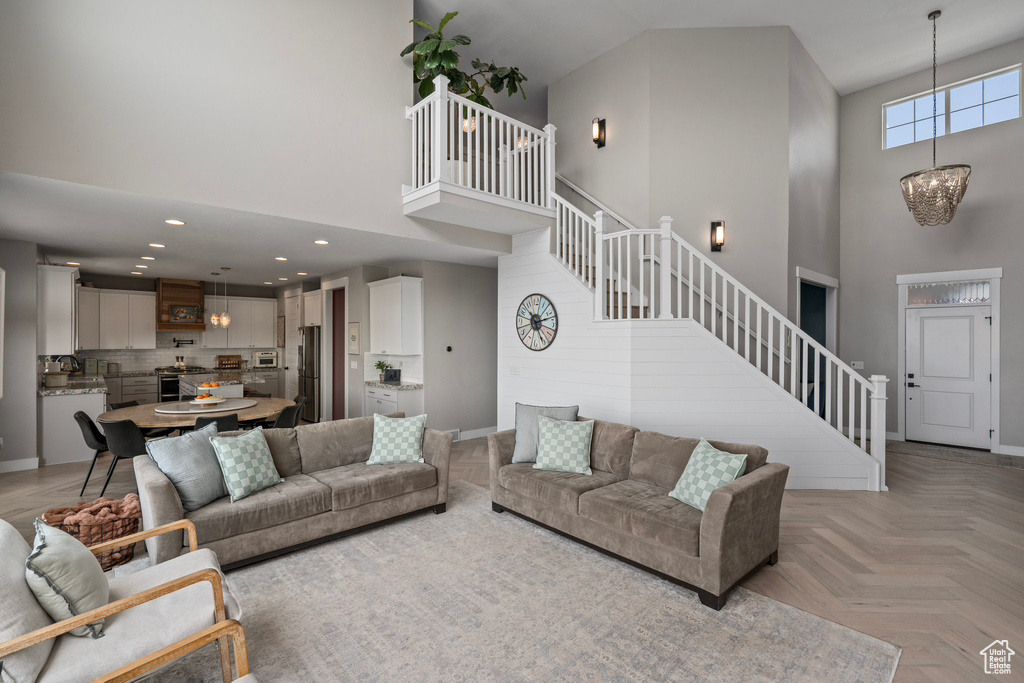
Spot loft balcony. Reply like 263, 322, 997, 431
402, 75, 556, 235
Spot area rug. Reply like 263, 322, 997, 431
148, 481, 900, 682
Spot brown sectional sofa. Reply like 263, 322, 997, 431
488, 419, 789, 609
135, 413, 452, 569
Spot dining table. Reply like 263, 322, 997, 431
97, 397, 294, 430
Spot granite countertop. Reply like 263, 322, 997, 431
179, 373, 266, 388
365, 380, 424, 391
117, 370, 157, 377
248, 367, 282, 373
39, 376, 108, 397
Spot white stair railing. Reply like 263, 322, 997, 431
406, 75, 556, 210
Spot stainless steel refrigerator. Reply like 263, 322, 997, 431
298, 326, 321, 422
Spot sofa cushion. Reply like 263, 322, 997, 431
309, 462, 438, 511
512, 403, 579, 463
534, 416, 594, 475
295, 414, 404, 473
220, 427, 301, 478
498, 464, 623, 514
588, 419, 639, 478
368, 413, 426, 464
579, 480, 702, 556
184, 474, 331, 544
210, 428, 284, 502
629, 431, 700, 489
146, 422, 228, 512
0, 519, 54, 683
669, 438, 747, 512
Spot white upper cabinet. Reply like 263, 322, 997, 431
38, 265, 79, 355
97, 290, 156, 350
76, 287, 100, 351
226, 297, 277, 349
303, 291, 323, 327
252, 299, 277, 348
367, 277, 422, 355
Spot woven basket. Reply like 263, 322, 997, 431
43, 502, 141, 571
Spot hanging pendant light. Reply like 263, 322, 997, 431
209, 272, 221, 327
220, 267, 231, 328
899, 10, 971, 226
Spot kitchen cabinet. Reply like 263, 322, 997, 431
38, 265, 79, 355
76, 287, 100, 350
226, 297, 277, 349
104, 377, 122, 407
121, 375, 158, 405
303, 291, 323, 327
98, 291, 156, 350
367, 277, 422, 355
364, 384, 423, 417
201, 295, 229, 348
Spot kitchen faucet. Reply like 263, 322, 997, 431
52, 354, 82, 372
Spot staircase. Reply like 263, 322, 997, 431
406, 75, 889, 491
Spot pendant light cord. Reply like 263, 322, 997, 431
932, 12, 937, 168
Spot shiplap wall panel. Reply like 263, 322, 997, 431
497, 229, 876, 489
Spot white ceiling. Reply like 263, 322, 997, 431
416, 0, 1024, 123
0, 173, 502, 285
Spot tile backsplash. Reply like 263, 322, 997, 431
364, 354, 423, 383
76, 332, 277, 372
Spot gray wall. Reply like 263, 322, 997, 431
787, 33, 841, 316
0, 239, 39, 466
839, 37, 1024, 447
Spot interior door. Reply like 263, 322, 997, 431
906, 306, 991, 448
284, 294, 300, 399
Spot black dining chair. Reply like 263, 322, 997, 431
194, 414, 239, 433
109, 400, 176, 438
99, 420, 149, 498
271, 398, 305, 429
74, 412, 109, 497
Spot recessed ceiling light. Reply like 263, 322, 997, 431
135, 265, 148, 269
131, 271, 143, 275
263, 281, 273, 285
297, 272, 308, 276
149, 243, 166, 248
164, 219, 186, 226
275, 257, 288, 261
278, 277, 288, 281
314, 240, 329, 245
66, 261, 81, 266
141, 256, 155, 260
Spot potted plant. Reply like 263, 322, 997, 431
374, 360, 393, 382
400, 11, 527, 110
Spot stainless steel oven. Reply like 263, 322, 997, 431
255, 351, 278, 368
155, 366, 208, 402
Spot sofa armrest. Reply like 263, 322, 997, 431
699, 462, 789, 595
487, 429, 516, 496
423, 428, 453, 505
134, 456, 186, 565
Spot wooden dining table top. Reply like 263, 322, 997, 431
97, 397, 294, 429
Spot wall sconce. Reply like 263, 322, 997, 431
711, 220, 725, 251
592, 118, 606, 148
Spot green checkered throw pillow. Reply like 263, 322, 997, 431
368, 413, 428, 464
669, 438, 747, 511
533, 415, 594, 475
209, 427, 284, 502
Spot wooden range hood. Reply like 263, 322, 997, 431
156, 278, 206, 332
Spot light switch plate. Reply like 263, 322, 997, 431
850, 361, 864, 370
509, 367, 520, 376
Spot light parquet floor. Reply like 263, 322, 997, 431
2, 438, 1021, 681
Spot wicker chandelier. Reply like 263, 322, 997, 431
899, 10, 971, 226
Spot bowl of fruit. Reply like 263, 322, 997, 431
191, 392, 226, 405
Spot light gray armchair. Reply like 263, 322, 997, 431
0, 519, 243, 683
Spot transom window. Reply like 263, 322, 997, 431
884, 65, 1020, 149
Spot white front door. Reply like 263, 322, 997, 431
284, 294, 300, 400
906, 306, 991, 449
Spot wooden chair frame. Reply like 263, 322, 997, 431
0, 520, 237, 683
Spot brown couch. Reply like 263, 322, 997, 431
135, 414, 452, 569
488, 420, 789, 609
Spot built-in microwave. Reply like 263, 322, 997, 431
255, 351, 278, 368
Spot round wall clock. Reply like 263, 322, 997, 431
517, 293, 558, 351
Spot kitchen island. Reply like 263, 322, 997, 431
178, 372, 266, 399
38, 375, 108, 465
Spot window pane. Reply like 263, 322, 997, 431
886, 124, 915, 148
886, 101, 915, 127
984, 71, 1020, 102
951, 105, 983, 132
915, 115, 945, 141
985, 95, 1020, 125
950, 81, 982, 111
915, 94, 945, 120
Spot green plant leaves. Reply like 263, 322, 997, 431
409, 19, 434, 32
438, 11, 458, 32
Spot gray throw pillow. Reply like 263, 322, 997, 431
0, 519, 54, 681
146, 422, 228, 512
24, 519, 109, 638
511, 403, 579, 463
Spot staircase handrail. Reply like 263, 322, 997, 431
556, 173, 633, 233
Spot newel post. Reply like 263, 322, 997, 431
544, 124, 557, 208
433, 75, 450, 183
594, 211, 606, 321
658, 216, 674, 319
869, 375, 889, 492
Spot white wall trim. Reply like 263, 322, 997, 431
795, 266, 839, 289
320, 277, 349, 422
0, 458, 38, 473
995, 443, 1024, 457
896, 267, 1003, 285
460, 426, 497, 441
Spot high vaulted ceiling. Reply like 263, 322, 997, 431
416, 0, 1024, 124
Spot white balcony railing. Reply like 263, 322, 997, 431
406, 75, 555, 211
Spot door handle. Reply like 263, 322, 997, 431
907, 382, 918, 388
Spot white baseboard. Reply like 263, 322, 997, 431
459, 426, 497, 441
994, 443, 1024, 457
0, 458, 39, 473
886, 431, 901, 441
